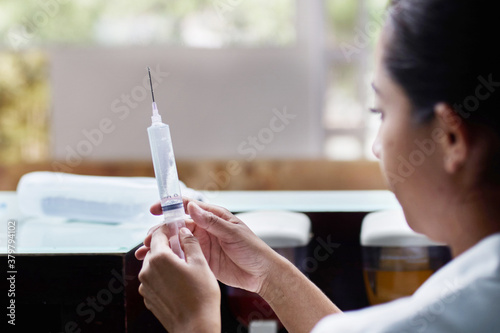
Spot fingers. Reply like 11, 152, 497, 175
142, 226, 157, 248
143, 220, 196, 253
143, 224, 207, 267
149, 223, 207, 263
150, 201, 162, 215
184, 197, 235, 221
179, 227, 206, 265
146, 223, 163, 238
139, 227, 173, 282
135, 245, 149, 260
187, 201, 242, 242
150, 197, 196, 216
150, 224, 173, 254
151, 196, 232, 221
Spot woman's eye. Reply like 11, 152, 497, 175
369, 108, 384, 120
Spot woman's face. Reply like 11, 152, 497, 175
371, 27, 450, 238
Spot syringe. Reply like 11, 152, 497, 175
146, 67, 186, 259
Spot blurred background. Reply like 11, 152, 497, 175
0, 0, 388, 191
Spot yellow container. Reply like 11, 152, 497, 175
361, 210, 451, 305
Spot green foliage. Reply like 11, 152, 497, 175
0, 0, 295, 48
325, 0, 388, 45
326, 0, 360, 39
0, 51, 49, 164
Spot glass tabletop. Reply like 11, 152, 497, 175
0, 190, 400, 254
204, 190, 400, 213
0, 192, 161, 254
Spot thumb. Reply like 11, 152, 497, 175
179, 227, 206, 265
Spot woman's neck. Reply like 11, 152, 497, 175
447, 187, 500, 257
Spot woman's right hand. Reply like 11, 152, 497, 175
136, 198, 279, 294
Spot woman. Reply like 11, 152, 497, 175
135, 0, 500, 331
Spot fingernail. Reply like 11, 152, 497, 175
180, 227, 192, 236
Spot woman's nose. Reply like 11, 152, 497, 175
372, 136, 381, 160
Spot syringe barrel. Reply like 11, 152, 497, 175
148, 121, 186, 259
147, 122, 183, 218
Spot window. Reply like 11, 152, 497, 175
323, 0, 387, 160
0, 0, 386, 164
0, 0, 295, 164
0, 0, 295, 49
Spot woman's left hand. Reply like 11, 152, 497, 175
138, 225, 221, 333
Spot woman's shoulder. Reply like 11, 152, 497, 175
423, 232, 500, 288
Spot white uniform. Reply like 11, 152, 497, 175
312, 233, 500, 333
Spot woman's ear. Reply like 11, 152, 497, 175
434, 103, 470, 174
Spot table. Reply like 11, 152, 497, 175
1, 190, 400, 332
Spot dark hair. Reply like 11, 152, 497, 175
384, 0, 500, 183
385, 0, 500, 130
